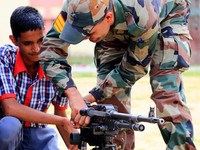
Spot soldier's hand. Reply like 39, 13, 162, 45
64, 87, 90, 127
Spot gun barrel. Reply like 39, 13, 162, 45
80, 108, 164, 124
111, 111, 164, 124
137, 115, 164, 124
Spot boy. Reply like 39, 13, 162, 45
0, 6, 78, 150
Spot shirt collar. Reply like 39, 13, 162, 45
14, 49, 44, 79
112, 0, 128, 30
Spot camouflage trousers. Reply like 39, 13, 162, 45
94, 35, 196, 150
149, 35, 196, 150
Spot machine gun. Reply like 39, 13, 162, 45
70, 102, 164, 150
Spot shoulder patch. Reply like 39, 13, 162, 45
53, 11, 66, 33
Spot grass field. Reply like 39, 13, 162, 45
48, 70, 200, 150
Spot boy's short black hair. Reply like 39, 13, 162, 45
10, 6, 44, 40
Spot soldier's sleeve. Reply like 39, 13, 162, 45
89, 0, 162, 101
39, 0, 75, 95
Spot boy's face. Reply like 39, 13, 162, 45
14, 28, 44, 65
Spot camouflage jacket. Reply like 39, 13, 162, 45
40, 0, 191, 100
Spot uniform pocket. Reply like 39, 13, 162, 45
160, 35, 191, 71
173, 35, 191, 71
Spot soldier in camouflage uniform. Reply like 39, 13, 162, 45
39, 0, 196, 149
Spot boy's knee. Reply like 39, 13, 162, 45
0, 116, 22, 142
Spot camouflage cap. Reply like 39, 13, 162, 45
60, 0, 113, 44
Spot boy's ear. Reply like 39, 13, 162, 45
9, 35, 18, 46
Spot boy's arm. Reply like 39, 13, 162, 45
1, 97, 70, 127
2, 97, 80, 150
54, 107, 79, 150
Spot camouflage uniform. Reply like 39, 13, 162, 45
39, 0, 196, 149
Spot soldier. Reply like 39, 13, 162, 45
39, 0, 196, 149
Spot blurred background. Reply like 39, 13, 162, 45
0, 1, 199, 150
0, 0, 200, 65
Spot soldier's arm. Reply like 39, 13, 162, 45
39, 0, 90, 126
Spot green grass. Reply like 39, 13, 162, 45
68, 58, 93, 64
72, 70, 200, 78
72, 72, 97, 78
183, 70, 200, 77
